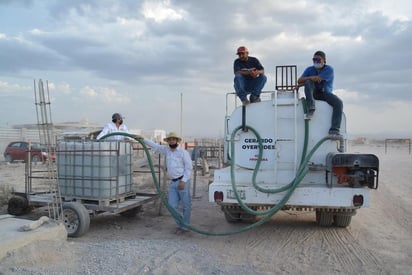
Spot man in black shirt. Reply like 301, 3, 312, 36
233, 46, 267, 105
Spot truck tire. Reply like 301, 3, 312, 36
240, 213, 257, 223
62, 202, 90, 237
334, 211, 355, 227
224, 211, 241, 223
316, 210, 334, 227
7, 195, 30, 216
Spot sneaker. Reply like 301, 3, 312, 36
250, 96, 261, 103
304, 109, 315, 120
241, 98, 250, 105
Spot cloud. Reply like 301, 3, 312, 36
0, 0, 411, 138
80, 86, 130, 104
48, 81, 71, 95
0, 80, 30, 93
142, 0, 186, 22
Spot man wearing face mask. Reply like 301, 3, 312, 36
135, 132, 193, 234
298, 50, 343, 136
96, 113, 131, 141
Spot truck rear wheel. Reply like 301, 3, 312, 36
316, 210, 334, 227
334, 211, 355, 227
334, 214, 352, 227
224, 211, 241, 222
223, 208, 257, 223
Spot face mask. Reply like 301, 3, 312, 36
313, 63, 323, 69
119, 119, 123, 125
169, 143, 178, 149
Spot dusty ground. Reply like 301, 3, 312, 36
0, 144, 411, 274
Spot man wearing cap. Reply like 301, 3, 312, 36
233, 46, 267, 105
297, 50, 343, 136
137, 132, 193, 234
96, 113, 131, 141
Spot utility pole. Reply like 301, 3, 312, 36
180, 92, 183, 139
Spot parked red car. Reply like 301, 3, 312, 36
3, 141, 55, 163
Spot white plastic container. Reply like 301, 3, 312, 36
57, 141, 133, 200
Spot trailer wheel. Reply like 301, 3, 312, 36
120, 205, 142, 218
62, 202, 90, 237
7, 195, 30, 216
316, 210, 334, 227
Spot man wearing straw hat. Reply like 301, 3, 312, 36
137, 132, 193, 234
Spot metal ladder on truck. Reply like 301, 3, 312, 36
272, 66, 299, 177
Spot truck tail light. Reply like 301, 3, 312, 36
214, 191, 224, 202
353, 195, 364, 206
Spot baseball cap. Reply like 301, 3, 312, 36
314, 50, 326, 59
112, 113, 124, 120
236, 46, 248, 55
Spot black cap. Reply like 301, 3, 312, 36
314, 50, 326, 59
112, 113, 123, 120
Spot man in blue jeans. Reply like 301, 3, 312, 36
137, 132, 193, 234
298, 50, 343, 136
233, 46, 267, 105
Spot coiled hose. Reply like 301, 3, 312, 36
99, 130, 330, 236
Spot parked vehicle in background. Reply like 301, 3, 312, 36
3, 141, 55, 163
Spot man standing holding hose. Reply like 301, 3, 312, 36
135, 132, 193, 234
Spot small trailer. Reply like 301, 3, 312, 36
7, 140, 158, 237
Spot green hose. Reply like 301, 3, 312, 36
229, 125, 328, 216
100, 132, 270, 235
98, 118, 330, 236
231, 100, 310, 195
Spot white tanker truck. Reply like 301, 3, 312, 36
208, 66, 379, 227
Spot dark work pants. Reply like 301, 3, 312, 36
304, 80, 343, 131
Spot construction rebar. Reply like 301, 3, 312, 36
33, 79, 62, 221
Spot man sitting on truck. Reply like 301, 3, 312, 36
297, 50, 343, 136
233, 46, 267, 105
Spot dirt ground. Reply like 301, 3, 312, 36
0, 144, 411, 274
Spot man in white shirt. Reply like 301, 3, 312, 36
137, 132, 193, 234
96, 113, 130, 141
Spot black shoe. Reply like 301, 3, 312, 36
241, 98, 250, 105
328, 128, 340, 135
250, 96, 261, 103
304, 109, 315, 120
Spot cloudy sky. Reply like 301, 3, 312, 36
0, 0, 411, 138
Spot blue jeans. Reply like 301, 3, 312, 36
304, 80, 343, 131
234, 74, 267, 100
168, 179, 191, 230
